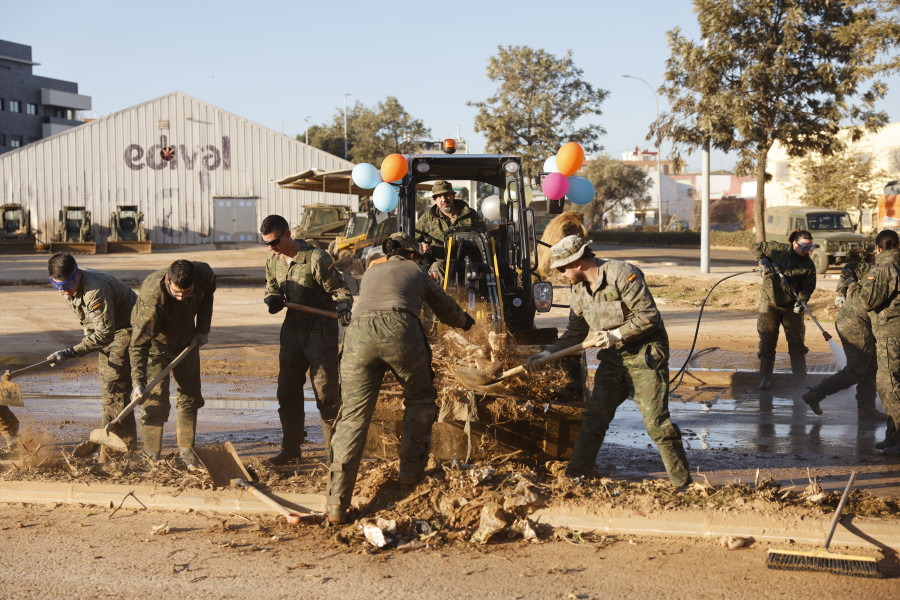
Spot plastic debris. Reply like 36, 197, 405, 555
470, 503, 509, 544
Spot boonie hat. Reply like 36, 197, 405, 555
549, 235, 593, 270
382, 231, 422, 257
432, 181, 454, 197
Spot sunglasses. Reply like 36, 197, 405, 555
49, 268, 79, 291
263, 230, 286, 247
796, 242, 814, 251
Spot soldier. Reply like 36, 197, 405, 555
327, 232, 474, 524
47, 253, 138, 461
848, 229, 900, 456
130, 259, 215, 466
415, 180, 486, 256
524, 235, 692, 487
800, 260, 881, 419
260, 214, 352, 465
751, 230, 817, 390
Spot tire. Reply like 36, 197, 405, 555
811, 248, 828, 274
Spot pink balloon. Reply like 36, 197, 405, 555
541, 172, 569, 201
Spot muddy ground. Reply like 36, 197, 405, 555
0, 251, 898, 598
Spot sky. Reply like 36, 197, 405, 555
4, 0, 899, 173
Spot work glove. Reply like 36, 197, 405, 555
594, 329, 622, 350
834, 295, 845, 308
130, 385, 146, 405
337, 309, 352, 327
461, 313, 476, 332
47, 347, 76, 367
758, 257, 774, 275
192, 333, 209, 347
264, 295, 285, 314
524, 350, 550, 372
793, 301, 803, 314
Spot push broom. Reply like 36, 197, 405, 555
765, 472, 881, 577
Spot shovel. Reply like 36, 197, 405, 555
0, 358, 55, 407
194, 441, 321, 524
451, 334, 601, 394
285, 301, 338, 320
89, 339, 199, 452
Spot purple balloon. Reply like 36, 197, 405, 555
541, 172, 569, 201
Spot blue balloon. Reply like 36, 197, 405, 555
543, 156, 558, 173
352, 163, 381, 189
373, 182, 399, 212
566, 176, 595, 205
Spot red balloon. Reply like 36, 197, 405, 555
381, 154, 408, 182
556, 142, 585, 177
541, 172, 569, 201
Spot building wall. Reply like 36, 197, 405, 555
0, 91, 354, 245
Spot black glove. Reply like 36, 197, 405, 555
337, 309, 352, 327
264, 295, 285, 314
461, 313, 476, 331
758, 257, 774, 274
47, 347, 76, 366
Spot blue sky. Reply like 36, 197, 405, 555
4, 0, 898, 172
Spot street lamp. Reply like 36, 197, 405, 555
304, 116, 311, 145
622, 75, 663, 233
343, 93, 351, 160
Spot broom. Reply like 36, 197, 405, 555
765, 472, 881, 577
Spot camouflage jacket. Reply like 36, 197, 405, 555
414, 201, 486, 245
547, 259, 664, 354
66, 268, 137, 356
835, 262, 873, 327
750, 241, 816, 309
130, 262, 216, 385
849, 247, 900, 337
264, 240, 352, 314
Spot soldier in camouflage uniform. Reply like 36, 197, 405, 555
525, 235, 692, 487
47, 253, 138, 460
415, 180, 486, 255
750, 230, 817, 390
327, 232, 474, 524
130, 260, 216, 466
847, 229, 900, 456
260, 214, 352, 465
800, 260, 881, 419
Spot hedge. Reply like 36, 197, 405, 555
584, 229, 755, 248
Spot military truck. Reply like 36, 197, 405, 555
764, 206, 874, 273
0, 204, 37, 254
108, 205, 151, 253
49, 206, 97, 254
290, 204, 351, 248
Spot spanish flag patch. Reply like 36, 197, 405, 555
627, 273, 637, 283
90, 301, 102, 311
868, 275, 875, 280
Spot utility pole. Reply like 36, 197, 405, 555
622, 75, 663, 232
343, 94, 351, 159
304, 116, 311, 145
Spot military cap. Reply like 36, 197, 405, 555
382, 231, 422, 256
549, 235, 593, 270
432, 180, 454, 197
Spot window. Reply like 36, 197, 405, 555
25, 103, 36, 115
10, 135, 22, 148
0, 99, 4, 110
0, 133, 6, 146
9, 100, 20, 113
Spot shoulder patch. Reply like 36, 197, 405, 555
90, 300, 103, 311
868, 275, 875, 280
627, 273, 637, 283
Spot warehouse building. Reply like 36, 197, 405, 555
0, 91, 353, 246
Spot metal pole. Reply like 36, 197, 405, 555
701, 139, 711, 273
304, 116, 310, 145
622, 75, 663, 232
343, 94, 350, 159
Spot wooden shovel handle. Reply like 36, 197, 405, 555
285, 301, 338, 320
233, 479, 319, 524
501, 335, 602, 380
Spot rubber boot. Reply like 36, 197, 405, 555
176, 412, 199, 468
267, 412, 304, 466
398, 406, 436, 486
758, 362, 773, 391
790, 354, 808, 378
141, 423, 164, 461
801, 388, 825, 416
856, 399, 883, 421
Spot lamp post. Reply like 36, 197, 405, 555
343, 93, 351, 160
622, 75, 663, 232
304, 116, 311, 145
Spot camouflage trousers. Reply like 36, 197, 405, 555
277, 314, 341, 440
875, 336, 900, 446
140, 340, 203, 426
99, 328, 137, 448
757, 306, 808, 375
567, 330, 692, 487
0, 406, 17, 438
328, 312, 436, 509
810, 316, 876, 406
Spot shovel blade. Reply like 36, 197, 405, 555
194, 442, 253, 488
89, 428, 129, 452
0, 381, 23, 407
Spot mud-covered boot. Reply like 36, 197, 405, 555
266, 415, 304, 466
790, 354, 808, 379
856, 400, 883, 421
801, 388, 824, 415
141, 423, 164, 461
883, 445, 900, 457
327, 504, 348, 525
758, 363, 773, 391
176, 413, 199, 468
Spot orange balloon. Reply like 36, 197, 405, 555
556, 142, 585, 177
381, 154, 409, 182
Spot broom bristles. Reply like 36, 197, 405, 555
765, 548, 882, 578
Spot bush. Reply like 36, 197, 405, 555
586, 230, 700, 247
710, 229, 755, 248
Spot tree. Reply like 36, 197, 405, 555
791, 147, 886, 212
656, 0, 899, 242
468, 46, 608, 180
577, 156, 652, 228
302, 97, 430, 164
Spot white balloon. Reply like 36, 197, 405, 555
543, 156, 558, 173
481, 195, 501, 221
